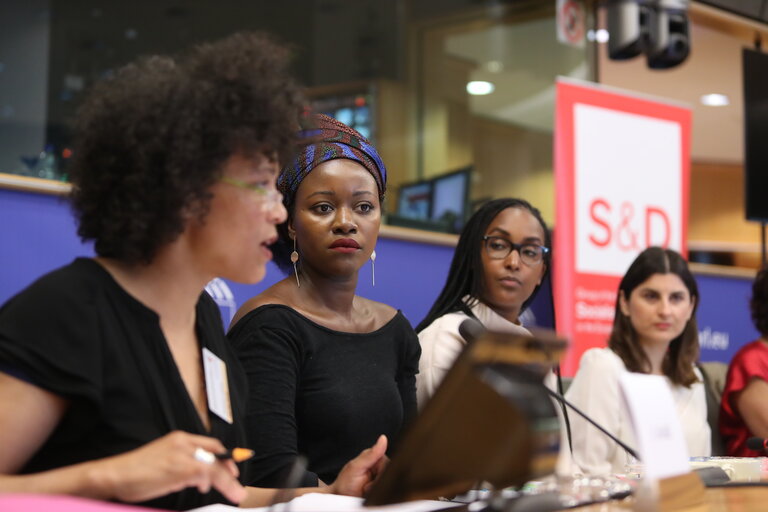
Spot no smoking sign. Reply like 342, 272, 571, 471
557, 0, 585, 48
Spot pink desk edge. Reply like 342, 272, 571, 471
0, 494, 169, 512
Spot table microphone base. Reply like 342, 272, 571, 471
634, 472, 707, 512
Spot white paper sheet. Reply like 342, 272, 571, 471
618, 372, 690, 480
189, 493, 462, 512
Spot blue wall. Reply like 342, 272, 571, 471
0, 186, 758, 362
218, 236, 457, 329
0, 187, 457, 330
696, 272, 759, 362
1, 188, 93, 302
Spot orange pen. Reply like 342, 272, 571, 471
215, 448, 255, 463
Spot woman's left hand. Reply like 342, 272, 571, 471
329, 435, 388, 497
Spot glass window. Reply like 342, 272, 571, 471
1, 0, 590, 235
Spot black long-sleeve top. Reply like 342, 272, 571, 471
228, 304, 420, 487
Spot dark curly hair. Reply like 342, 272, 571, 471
608, 247, 700, 387
69, 32, 304, 264
416, 198, 551, 332
750, 266, 768, 337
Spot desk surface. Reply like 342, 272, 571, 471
573, 486, 768, 511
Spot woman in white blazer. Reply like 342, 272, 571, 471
565, 247, 711, 476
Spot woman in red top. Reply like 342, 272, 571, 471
720, 266, 768, 456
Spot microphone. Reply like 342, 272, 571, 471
268, 455, 308, 508
540, 385, 640, 461
746, 437, 768, 452
457, 317, 641, 461
458, 317, 485, 345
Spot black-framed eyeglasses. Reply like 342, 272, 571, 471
482, 235, 549, 266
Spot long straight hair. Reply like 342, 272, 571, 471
416, 198, 551, 332
608, 247, 700, 387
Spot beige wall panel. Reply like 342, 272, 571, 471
376, 79, 416, 213
689, 162, 761, 244
470, 116, 554, 224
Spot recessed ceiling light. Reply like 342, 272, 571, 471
467, 81, 495, 96
700, 93, 729, 106
587, 29, 609, 43
486, 60, 503, 73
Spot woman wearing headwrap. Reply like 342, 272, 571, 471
228, 114, 420, 488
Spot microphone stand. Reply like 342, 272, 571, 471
553, 364, 573, 454
268, 455, 308, 512
539, 386, 640, 461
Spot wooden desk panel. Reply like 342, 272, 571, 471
573, 487, 768, 512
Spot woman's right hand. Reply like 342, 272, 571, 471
329, 435, 388, 497
90, 431, 246, 504
0, 373, 245, 504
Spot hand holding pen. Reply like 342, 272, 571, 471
194, 447, 255, 464
97, 431, 247, 504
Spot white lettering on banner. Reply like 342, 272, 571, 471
575, 287, 616, 301
575, 301, 615, 320
575, 321, 613, 334
574, 103, 683, 276
699, 327, 729, 351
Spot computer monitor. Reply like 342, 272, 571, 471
397, 180, 433, 221
364, 329, 565, 505
310, 92, 374, 142
430, 167, 471, 233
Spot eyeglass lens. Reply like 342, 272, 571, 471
484, 237, 545, 265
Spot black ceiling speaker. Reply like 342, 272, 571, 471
743, 48, 768, 222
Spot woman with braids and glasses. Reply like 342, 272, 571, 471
0, 34, 386, 509
416, 198, 551, 405
565, 247, 710, 476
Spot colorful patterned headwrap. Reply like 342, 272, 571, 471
279, 113, 386, 201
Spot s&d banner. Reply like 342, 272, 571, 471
554, 78, 691, 375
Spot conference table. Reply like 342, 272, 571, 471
572, 486, 768, 511
4, 486, 768, 512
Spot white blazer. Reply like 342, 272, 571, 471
564, 348, 711, 476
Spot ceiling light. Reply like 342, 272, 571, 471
467, 81, 495, 96
587, 29, 609, 43
486, 60, 503, 73
700, 93, 729, 107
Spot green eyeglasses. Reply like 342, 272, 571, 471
219, 176, 283, 208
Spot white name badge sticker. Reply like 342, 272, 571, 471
202, 347, 233, 424
618, 372, 690, 480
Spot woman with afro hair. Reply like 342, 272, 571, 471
0, 33, 386, 509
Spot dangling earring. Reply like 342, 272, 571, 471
291, 237, 300, 288
370, 250, 376, 287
